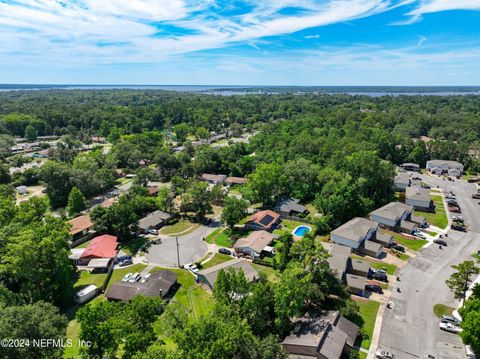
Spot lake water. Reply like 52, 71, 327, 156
1, 84, 479, 96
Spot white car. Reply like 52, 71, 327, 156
185, 263, 199, 274
140, 273, 151, 283
122, 273, 133, 282
439, 322, 462, 333
376, 350, 397, 359
452, 215, 464, 222
148, 229, 159, 235
414, 232, 426, 239
128, 273, 140, 283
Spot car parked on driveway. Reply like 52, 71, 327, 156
366, 284, 383, 294
119, 259, 133, 266
184, 263, 199, 274
452, 215, 464, 222
391, 244, 405, 252
218, 248, 232, 255
128, 273, 140, 283
122, 273, 133, 282
448, 206, 461, 213
148, 229, 159, 235
413, 231, 426, 239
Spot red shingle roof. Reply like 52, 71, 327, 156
80, 235, 118, 259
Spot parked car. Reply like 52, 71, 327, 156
376, 350, 397, 359
151, 238, 162, 244
218, 248, 232, 255
433, 239, 447, 246
471, 193, 480, 199
148, 229, 159, 235
140, 273, 151, 283
412, 176, 421, 180
413, 231, 426, 239
439, 322, 462, 333
441, 315, 460, 325
448, 207, 461, 213
115, 255, 132, 264
372, 272, 388, 282
365, 284, 383, 294
421, 183, 431, 189
184, 263, 199, 274
447, 201, 459, 207
128, 273, 140, 282
451, 224, 467, 232
120, 259, 133, 266
452, 215, 464, 222
391, 244, 405, 253
122, 273, 133, 282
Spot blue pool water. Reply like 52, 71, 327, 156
293, 226, 311, 236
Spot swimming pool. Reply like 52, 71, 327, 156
292, 225, 311, 237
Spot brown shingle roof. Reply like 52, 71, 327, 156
234, 230, 278, 253
68, 214, 94, 235
248, 210, 280, 229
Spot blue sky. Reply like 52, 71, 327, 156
0, 0, 479, 85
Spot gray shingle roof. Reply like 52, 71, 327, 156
277, 198, 307, 214
233, 230, 277, 253
348, 258, 370, 273
197, 258, 258, 287
331, 217, 378, 243
406, 186, 431, 202
370, 202, 413, 222
345, 274, 366, 290
138, 210, 172, 230
394, 172, 411, 186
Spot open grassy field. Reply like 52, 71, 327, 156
416, 194, 448, 229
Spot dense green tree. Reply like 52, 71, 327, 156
24, 124, 37, 141
221, 197, 248, 229
0, 301, 68, 359
77, 296, 165, 359
174, 123, 190, 143
39, 161, 72, 207
180, 181, 212, 218
247, 162, 281, 206
0, 161, 11, 184
459, 298, 480, 353
67, 186, 87, 217
446, 260, 480, 306
156, 186, 175, 213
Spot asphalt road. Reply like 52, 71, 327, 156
144, 223, 218, 267
377, 174, 480, 359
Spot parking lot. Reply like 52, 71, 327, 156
376, 173, 480, 359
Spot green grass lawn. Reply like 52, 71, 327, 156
252, 263, 278, 282
391, 250, 410, 261
73, 271, 107, 291
359, 351, 368, 359
160, 221, 198, 235
357, 300, 381, 350
416, 194, 448, 229
388, 232, 428, 251
205, 227, 248, 247
200, 253, 233, 269
64, 319, 81, 358
433, 303, 454, 317
76, 239, 92, 248
119, 237, 149, 256
273, 219, 316, 236
205, 228, 223, 243
351, 254, 397, 275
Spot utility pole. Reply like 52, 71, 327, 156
176, 236, 180, 268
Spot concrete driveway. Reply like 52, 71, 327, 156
144, 222, 219, 267
376, 173, 480, 359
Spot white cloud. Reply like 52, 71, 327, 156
416, 35, 427, 47
405, 0, 480, 23
0, 0, 403, 65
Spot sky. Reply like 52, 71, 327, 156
0, 0, 480, 85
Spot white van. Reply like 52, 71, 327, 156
75, 285, 98, 304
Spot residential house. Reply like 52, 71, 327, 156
16, 185, 28, 195
275, 198, 309, 219
147, 185, 159, 196
68, 214, 94, 240
370, 202, 421, 234
394, 172, 411, 192
400, 163, 420, 172
282, 310, 359, 359
406, 186, 433, 211
225, 177, 247, 186
106, 270, 177, 302
138, 210, 172, 233
233, 230, 278, 258
200, 173, 227, 185
426, 160, 463, 176
78, 234, 118, 266
196, 258, 258, 289
371, 231, 393, 247
327, 244, 368, 295
245, 210, 281, 231
347, 258, 370, 277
